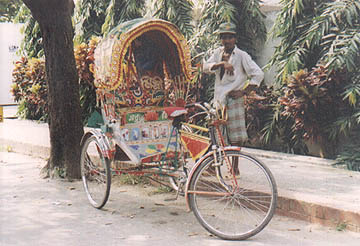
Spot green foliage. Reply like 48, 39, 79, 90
263, 0, 360, 158
277, 67, 349, 157
245, 87, 280, 147
336, 146, 360, 172
0, 0, 22, 22
101, 0, 145, 36
334, 75, 360, 171
74, 0, 110, 42
11, 38, 100, 124
336, 221, 348, 231
269, 0, 360, 84
14, 4, 43, 58
74, 37, 100, 124
149, 0, 193, 39
313, 0, 360, 73
116, 174, 149, 186
148, 185, 173, 195
11, 57, 48, 121
228, 0, 267, 57
268, 0, 325, 83
279, 67, 346, 142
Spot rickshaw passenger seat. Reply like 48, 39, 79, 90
164, 107, 187, 119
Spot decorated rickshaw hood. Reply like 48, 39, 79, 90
93, 18, 192, 91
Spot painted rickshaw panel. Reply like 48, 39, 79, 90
92, 18, 193, 165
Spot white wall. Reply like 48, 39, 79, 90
257, 10, 281, 87
0, 23, 23, 105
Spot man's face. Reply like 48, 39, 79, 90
220, 33, 236, 51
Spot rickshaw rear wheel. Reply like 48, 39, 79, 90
80, 134, 111, 209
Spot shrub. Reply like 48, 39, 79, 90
278, 66, 348, 158
11, 37, 100, 123
74, 36, 100, 124
11, 57, 48, 121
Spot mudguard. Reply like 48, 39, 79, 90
81, 129, 115, 160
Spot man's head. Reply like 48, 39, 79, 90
217, 23, 236, 52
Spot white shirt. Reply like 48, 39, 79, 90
203, 46, 264, 105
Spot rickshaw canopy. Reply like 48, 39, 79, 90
93, 18, 192, 91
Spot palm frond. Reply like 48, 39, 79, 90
101, 0, 145, 36
74, 0, 111, 42
14, 4, 43, 58
149, 0, 193, 38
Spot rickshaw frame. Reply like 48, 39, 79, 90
80, 18, 278, 241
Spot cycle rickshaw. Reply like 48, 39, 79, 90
80, 18, 277, 240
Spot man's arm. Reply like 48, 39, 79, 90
228, 52, 264, 98
203, 49, 234, 74
241, 52, 264, 86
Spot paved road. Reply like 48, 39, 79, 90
1, 152, 359, 246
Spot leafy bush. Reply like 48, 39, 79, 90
75, 37, 100, 124
335, 127, 360, 172
336, 145, 360, 172
11, 37, 100, 123
11, 57, 48, 121
278, 66, 348, 158
245, 86, 277, 144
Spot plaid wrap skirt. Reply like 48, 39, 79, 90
226, 96, 248, 144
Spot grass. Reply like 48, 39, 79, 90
336, 221, 347, 231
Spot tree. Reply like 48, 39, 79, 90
22, 0, 83, 179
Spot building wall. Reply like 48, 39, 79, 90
0, 23, 23, 105
258, 2, 281, 87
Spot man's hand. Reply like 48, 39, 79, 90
223, 62, 234, 75
228, 89, 246, 98
210, 61, 234, 75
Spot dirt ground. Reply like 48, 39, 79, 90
1, 151, 360, 246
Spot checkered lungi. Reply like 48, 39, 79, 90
226, 96, 248, 144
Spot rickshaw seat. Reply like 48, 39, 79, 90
164, 107, 187, 118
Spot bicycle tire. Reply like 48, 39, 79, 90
80, 134, 111, 209
188, 150, 277, 240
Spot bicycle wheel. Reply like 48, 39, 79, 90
188, 150, 277, 240
80, 134, 111, 209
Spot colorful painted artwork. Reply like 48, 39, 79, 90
141, 127, 151, 140
180, 131, 210, 160
128, 138, 178, 163
160, 125, 168, 138
131, 128, 140, 141
121, 128, 129, 141
116, 120, 177, 162
153, 125, 160, 139
126, 112, 145, 124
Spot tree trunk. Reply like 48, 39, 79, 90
22, 0, 83, 179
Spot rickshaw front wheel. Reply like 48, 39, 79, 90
80, 134, 111, 209
188, 150, 277, 240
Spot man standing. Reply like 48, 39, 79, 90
203, 22, 264, 146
